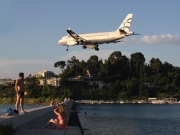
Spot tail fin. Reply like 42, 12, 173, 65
116, 14, 133, 32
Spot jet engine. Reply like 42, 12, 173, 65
86, 44, 96, 49
85, 44, 99, 51
67, 41, 77, 46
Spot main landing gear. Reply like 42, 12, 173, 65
95, 44, 99, 51
95, 47, 99, 51
66, 45, 69, 51
82, 45, 87, 49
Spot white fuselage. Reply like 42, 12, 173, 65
58, 31, 126, 46
57, 14, 136, 51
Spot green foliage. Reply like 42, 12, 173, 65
25, 77, 42, 98
1, 98, 15, 104
54, 61, 66, 73
1, 51, 180, 102
56, 51, 180, 100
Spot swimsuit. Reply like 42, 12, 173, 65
58, 116, 63, 121
59, 124, 67, 130
18, 92, 24, 97
57, 116, 67, 130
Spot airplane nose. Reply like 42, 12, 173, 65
58, 40, 62, 44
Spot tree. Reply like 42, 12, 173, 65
162, 62, 173, 76
25, 77, 41, 98
130, 52, 145, 78
54, 61, 66, 73
67, 56, 79, 68
87, 55, 100, 70
108, 51, 122, 64
150, 58, 162, 74
107, 51, 126, 79
66, 56, 82, 76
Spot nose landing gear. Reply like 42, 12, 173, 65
95, 44, 99, 51
95, 47, 99, 51
66, 45, 69, 51
82, 45, 87, 49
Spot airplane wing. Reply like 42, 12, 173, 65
105, 40, 122, 44
67, 29, 126, 45
67, 29, 88, 44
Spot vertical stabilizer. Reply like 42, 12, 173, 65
116, 14, 133, 32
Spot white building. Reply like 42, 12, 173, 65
31, 70, 56, 79
32, 70, 60, 86
46, 77, 61, 86
0, 79, 15, 86
144, 83, 155, 88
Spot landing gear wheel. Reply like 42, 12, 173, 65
82, 45, 87, 49
95, 47, 99, 51
66, 45, 69, 51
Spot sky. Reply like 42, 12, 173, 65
1, 0, 180, 79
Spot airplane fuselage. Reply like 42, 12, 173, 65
58, 31, 126, 46
58, 14, 136, 51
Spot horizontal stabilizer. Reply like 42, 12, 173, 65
132, 33, 140, 35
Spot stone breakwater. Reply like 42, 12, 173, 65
0, 106, 53, 129
0, 101, 83, 135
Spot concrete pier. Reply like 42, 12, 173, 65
0, 102, 82, 135
0, 106, 53, 129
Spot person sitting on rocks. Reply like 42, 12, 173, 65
42, 104, 67, 130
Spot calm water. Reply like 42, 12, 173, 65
78, 104, 180, 135
0, 104, 48, 116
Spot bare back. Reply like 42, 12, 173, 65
58, 113, 67, 125
15, 79, 25, 92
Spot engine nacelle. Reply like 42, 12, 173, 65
67, 41, 77, 46
86, 44, 96, 49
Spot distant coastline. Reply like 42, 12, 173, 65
1, 98, 180, 105
0, 98, 54, 105
76, 99, 180, 104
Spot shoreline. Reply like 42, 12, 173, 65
77, 99, 180, 104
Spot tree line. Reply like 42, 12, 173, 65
54, 51, 180, 101
1, 51, 180, 103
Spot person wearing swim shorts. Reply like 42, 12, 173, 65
15, 72, 31, 113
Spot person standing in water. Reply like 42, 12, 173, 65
15, 72, 31, 113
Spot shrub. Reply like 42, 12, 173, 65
45, 98, 51, 104
24, 98, 37, 104
1, 98, 14, 104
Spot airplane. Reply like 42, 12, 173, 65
58, 13, 138, 51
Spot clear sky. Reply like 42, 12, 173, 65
1, 0, 180, 79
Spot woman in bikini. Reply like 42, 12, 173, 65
42, 104, 67, 130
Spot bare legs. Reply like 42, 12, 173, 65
42, 119, 67, 130
15, 94, 20, 110
15, 94, 25, 112
20, 96, 25, 112
42, 119, 59, 129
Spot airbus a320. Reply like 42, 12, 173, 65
58, 13, 138, 51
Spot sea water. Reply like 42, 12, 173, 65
78, 104, 180, 135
